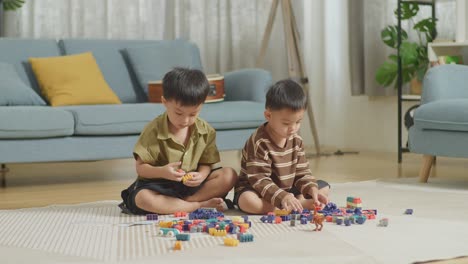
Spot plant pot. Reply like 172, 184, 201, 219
410, 78, 422, 95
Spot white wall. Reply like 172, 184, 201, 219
456, 0, 468, 42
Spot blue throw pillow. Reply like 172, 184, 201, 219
0, 62, 46, 106
125, 41, 203, 95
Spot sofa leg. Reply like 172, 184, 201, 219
0, 164, 8, 188
419, 155, 435, 183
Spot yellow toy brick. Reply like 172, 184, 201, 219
274, 209, 291, 216
224, 237, 239, 247
182, 173, 193, 184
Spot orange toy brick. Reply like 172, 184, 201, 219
174, 241, 182, 250
274, 216, 282, 224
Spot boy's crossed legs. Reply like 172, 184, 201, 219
133, 168, 237, 214
236, 180, 330, 214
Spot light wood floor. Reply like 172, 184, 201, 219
1, 149, 468, 209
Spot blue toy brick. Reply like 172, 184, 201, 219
300, 218, 308, 224
306, 214, 313, 221
280, 215, 291, 221
175, 233, 190, 241
267, 215, 275, 221
356, 216, 366, 224
302, 209, 310, 214
404, 209, 413, 215
242, 215, 249, 222
260, 216, 268, 223
247, 221, 252, 227
344, 218, 351, 226
336, 217, 343, 225
354, 208, 362, 215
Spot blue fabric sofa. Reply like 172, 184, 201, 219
0, 39, 272, 167
409, 64, 468, 182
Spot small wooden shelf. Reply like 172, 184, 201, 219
428, 41, 468, 62
402, 94, 421, 101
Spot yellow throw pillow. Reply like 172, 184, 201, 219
29, 52, 121, 106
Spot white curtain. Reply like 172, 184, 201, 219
3, 0, 305, 79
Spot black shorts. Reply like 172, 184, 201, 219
233, 179, 331, 210
119, 167, 221, 215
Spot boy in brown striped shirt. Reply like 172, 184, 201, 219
234, 79, 330, 214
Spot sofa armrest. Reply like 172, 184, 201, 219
224, 68, 272, 102
422, 64, 468, 104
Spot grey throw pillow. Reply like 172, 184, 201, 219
125, 41, 203, 95
0, 62, 46, 106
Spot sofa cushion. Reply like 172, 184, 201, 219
414, 99, 468, 132
59, 39, 202, 103
0, 106, 74, 139
60, 103, 165, 135
199, 101, 265, 130
125, 41, 202, 96
0, 39, 61, 101
29, 52, 122, 106
0, 62, 46, 106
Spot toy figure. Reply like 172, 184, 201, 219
312, 206, 324, 231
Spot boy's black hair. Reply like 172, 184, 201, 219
265, 79, 307, 111
162, 67, 210, 106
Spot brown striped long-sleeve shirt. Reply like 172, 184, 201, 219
235, 124, 318, 208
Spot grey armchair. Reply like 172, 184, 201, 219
409, 64, 468, 182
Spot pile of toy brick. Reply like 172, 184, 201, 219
148, 208, 255, 250
318, 197, 377, 226
259, 196, 377, 227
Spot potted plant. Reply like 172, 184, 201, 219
375, 2, 437, 94
0, 0, 25, 35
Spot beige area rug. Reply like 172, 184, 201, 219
2, 180, 468, 264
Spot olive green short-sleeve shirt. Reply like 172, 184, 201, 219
133, 112, 220, 179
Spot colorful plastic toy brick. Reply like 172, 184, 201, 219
174, 211, 187, 218
182, 173, 193, 184
344, 218, 351, 226
146, 214, 158, 221
346, 197, 362, 209
174, 241, 182, 250
404, 209, 413, 215
237, 233, 254, 242
274, 216, 282, 224
209, 228, 227, 237
231, 216, 244, 223
335, 216, 344, 225
157, 227, 181, 237
274, 209, 290, 216
290, 219, 296, 226
224, 237, 239, 247
355, 215, 366, 225
175, 233, 191, 241
378, 218, 389, 227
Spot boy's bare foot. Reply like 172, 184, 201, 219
199, 198, 225, 211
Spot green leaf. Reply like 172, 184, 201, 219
400, 42, 419, 66
381, 26, 408, 48
376, 61, 398, 87
3, 0, 25, 11
414, 18, 438, 43
395, 2, 419, 20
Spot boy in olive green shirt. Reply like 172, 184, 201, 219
120, 68, 237, 215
